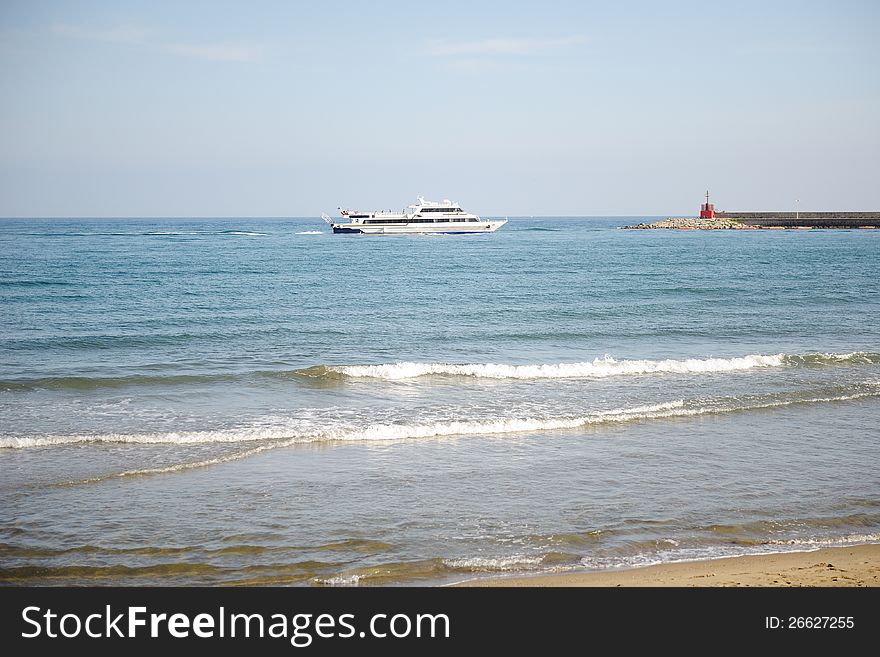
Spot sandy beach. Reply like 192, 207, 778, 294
455, 544, 880, 587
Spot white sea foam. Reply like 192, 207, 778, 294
828, 352, 867, 361
0, 425, 302, 449
143, 230, 268, 237
6, 386, 880, 454
81, 444, 278, 482
144, 231, 201, 236
577, 532, 880, 573
316, 574, 363, 586
767, 532, 880, 547
443, 555, 545, 571
332, 354, 788, 380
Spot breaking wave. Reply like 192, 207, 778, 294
0, 400, 688, 450
298, 352, 880, 381
5, 352, 876, 392
5, 381, 879, 459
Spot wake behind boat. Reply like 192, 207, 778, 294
322, 197, 507, 234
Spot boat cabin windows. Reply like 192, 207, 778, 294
419, 207, 462, 213
360, 215, 479, 224
412, 216, 473, 223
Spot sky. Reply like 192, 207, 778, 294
1, 0, 878, 217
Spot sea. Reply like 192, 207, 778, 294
1, 217, 878, 586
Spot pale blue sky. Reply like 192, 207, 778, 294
1, 0, 878, 216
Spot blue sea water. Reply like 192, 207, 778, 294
1, 217, 879, 585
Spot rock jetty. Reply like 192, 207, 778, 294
623, 217, 747, 230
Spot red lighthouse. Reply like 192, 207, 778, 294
700, 190, 716, 219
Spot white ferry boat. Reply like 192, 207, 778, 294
322, 197, 507, 234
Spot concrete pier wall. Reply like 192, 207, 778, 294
716, 211, 880, 228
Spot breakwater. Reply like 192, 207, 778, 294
717, 211, 880, 228
623, 217, 743, 230
624, 212, 880, 230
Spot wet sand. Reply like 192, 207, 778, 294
455, 544, 880, 587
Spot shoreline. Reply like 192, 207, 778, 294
453, 543, 880, 587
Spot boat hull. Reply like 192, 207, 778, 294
331, 220, 507, 235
